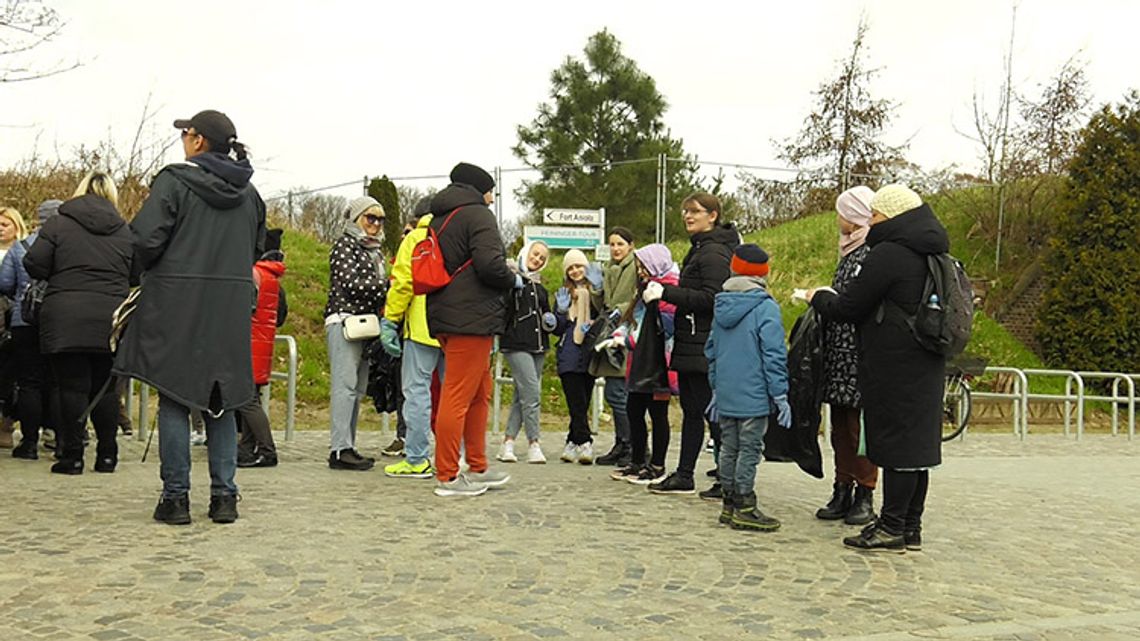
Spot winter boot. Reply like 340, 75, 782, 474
844, 485, 875, 525
595, 440, 630, 466
816, 482, 854, 520
719, 490, 735, 525
730, 492, 781, 532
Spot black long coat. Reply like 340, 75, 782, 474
811, 204, 948, 469
425, 183, 516, 337
661, 224, 740, 373
23, 195, 134, 354
113, 154, 266, 413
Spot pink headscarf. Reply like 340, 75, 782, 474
836, 186, 874, 257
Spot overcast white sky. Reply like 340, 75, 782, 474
2, 0, 1137, 219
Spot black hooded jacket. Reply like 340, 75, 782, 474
811, 204, 949, 469
662, 223, 741, 372
23, 194, 134, 353
113, 153, 267, 412
424, 183, 516, 337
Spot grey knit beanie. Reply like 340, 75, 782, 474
345, 196, 382, 221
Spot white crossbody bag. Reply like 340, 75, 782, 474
342, 313, 381, 341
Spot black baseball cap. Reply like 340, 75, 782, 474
173, 109, 237, 144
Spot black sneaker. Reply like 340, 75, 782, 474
329, 449, 374, 471
595, 441, 630, 466
50, 458, 83, 475
706, 468, 718, 478
93, 457, 116, 473
380, 437, 405, 457
731, 505, 781, 532
698, 482, 723, 501
237, 453, 278, 468
609, 463, 642, 481
843, 522, 905, 553
626, 464, 666, 485
648, 472, 695, 495
12, 440, 38, 460
208, 494, 240, 524
153, 495, 191, 525
904, 529, 922, 551
119, 424, 133, 436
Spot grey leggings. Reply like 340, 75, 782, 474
504, 351, 545, 442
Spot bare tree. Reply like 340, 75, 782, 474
297, 192, 347, 243
1, 0, 79, 83
1017, 56, 1089, 175
395, 184, 437, 224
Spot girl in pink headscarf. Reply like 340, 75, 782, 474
816, 185, 880, 526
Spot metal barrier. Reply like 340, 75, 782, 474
123, 334, 299, 442
973, 366, 1029, 439
1021, 369, 1085, 439
1076, 372, 1134, 440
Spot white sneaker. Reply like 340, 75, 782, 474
434, 473, 488, 497
560, 442, 578, 463
191, 431, 206, 446
527, 441, 546, 464
466, 468, 511, 488
577, 441, 595, 465
496, 440, 518, 463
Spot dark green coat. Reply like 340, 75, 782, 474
113, 155, 266, 412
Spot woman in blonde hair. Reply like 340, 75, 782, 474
23, 171, 135, 474
0, 206, 29, 447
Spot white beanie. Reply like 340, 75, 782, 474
345, 196, 382, 221
871, 184, 923, 219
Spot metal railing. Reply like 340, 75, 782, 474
491, 350, 604, 436
123, 334, 299, 441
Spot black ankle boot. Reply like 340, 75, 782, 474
596, 440, 630, 466
844, 485, 875, 525
51, 450, 84, 475
719, 490, 735, 525
730, 492, 781, 532
816, 482, 853, 520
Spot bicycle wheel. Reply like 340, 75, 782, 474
942, 380, 972, 442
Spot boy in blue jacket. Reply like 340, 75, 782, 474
704, 244, 791, 531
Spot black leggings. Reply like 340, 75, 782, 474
559, 372, 595, 445
48, 352, 119, 461
10, 326, 57, 443
880, 469, 930, 534
626, 391, 670, 467
676, 371, 718, 479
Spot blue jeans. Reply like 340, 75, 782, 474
717, 415, 768, 497
604, 377, 630, 444
505, 351, 544, 442
327, 322, 368, 452
158, 395, 238, 499
401, 339, 444, 465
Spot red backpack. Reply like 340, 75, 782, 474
411, 207, 472, 295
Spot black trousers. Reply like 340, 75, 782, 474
880, 469, 930, 534
627, 391, 670, 467
559, 372, 595, 445
237, 385, 277, 457
11, 326, 57, 443
48, 352, 118, 461
676, 371, 718, 479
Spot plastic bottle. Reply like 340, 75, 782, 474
926, 294, 942, 311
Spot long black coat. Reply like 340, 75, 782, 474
425, 183, 516, 337
662, 224, 740, 373
113, 154, 266, 413
811, 204, 948, 469
822, 244, 870, 407
23, 195, 134, 354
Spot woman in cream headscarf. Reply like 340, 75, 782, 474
815, 186, 879, 526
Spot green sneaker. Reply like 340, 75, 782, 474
383, 459, 434, 479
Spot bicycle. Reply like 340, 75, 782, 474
942, 354, 988, 441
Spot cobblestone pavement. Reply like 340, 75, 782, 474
1, 430, 1138, 641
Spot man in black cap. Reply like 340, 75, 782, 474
114, 109, 265, 525
425, 162, 520, 497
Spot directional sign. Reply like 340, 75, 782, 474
543, 208, 604, 226
524, 225, 604, 250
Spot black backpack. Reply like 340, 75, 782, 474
19, 239, 48, 326
910, 253, 974, 357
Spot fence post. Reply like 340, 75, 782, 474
494, 166, 503, 228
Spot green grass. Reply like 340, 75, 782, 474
276, 230, 332, 406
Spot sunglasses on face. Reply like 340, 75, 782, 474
363, 214, 384, 225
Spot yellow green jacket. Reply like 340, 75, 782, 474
384, 215, 439, 347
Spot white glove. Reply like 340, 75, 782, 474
594, 338, 617, 352
642, 281, 664, 303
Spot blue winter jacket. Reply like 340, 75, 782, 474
0, 233, 36, 327
704, 282, 789, 419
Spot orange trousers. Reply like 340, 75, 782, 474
433, 334, 493, 481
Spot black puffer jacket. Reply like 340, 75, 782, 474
662, 224, 740, 373
811, 204, 949, 469
23, 195, 134, 354
425, 183, 516, 336
113, 153, 266, 412
500, 280, 552, 353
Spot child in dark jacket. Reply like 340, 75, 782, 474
553, 249, 600, 464
605, 244, 679, 485
704, 244, 791, 532
497, 241, 555, 464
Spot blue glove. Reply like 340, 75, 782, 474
579, 321, 592, 333
704, 392, 718, 424
379, 318, 402, 357
555, 287, 571, 313
541, 312, 556, 332
774, 394, 792, 430
513, 274, 525, 290
585, 263, 604, 290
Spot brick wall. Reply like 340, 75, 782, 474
997, 269, 1048, 355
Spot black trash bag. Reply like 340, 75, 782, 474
587, 308, 625, 375
365, 340, 402, 414
626, 304, 670, 396
763, 307, 824, 479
